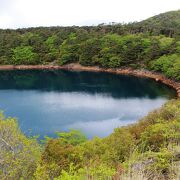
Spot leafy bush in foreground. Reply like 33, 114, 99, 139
39, 99, 180, 179
0, 113, 41, 179
0, 99, 179, 179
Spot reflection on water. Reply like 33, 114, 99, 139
0, 70, 176, 138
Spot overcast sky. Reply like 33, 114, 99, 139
0, 0, 179, 29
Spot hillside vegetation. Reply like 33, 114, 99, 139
0, 99, 179, 179
0, 10, 180, 179
0, 10, 180, 80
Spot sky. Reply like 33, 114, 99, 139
0, 0, 179, 29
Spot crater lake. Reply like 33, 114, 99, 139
0, 70, 176, 138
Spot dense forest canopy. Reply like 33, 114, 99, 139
0, 10, 180, 80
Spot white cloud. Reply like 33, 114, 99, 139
0, 0, 179, 28
0, 90, 167, 138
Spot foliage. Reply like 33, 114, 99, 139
0, 112, 41, 179
79, 38, 101, 66
120, 147, 177, 180
150, 54, 180, 80
45, 35, 59, 62
59, 33, 80, 65
37, 99, 180, 179
0, 98, 179, 179
0, 10, 180, 179
133, 10, 180, 38
139, 120, 180, 151
54, 163, 115, 180
56, 129, 87, 146
12, 46, 38, 65
0, 10, 179, 80
146, 148, 174, 173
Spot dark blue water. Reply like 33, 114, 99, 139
0, 70, 176, 138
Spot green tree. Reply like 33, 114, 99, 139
59, 33, 80, 65
12, 46, 38, 65
79, 38, 101, 66
45, 35, 59, 62
56, 129, 87, 146
150, 54, 180, 80
0, 113, 41, 179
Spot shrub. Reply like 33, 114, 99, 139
150, 54, 180, 80
0, 113, 41, 179
11, 46, 39, 65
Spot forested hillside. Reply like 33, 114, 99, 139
130, 10, 180, 37
0, 10, 180, 80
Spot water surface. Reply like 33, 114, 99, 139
0, 70, 176, 138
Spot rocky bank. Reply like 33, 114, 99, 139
0, 63, 179, 97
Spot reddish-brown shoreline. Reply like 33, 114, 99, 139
0, 63, 179, 97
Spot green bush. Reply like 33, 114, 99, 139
0, 99, 179, 179
150, 54, 180, 80
11, 46, 39, 65
0, 113, 41, 179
